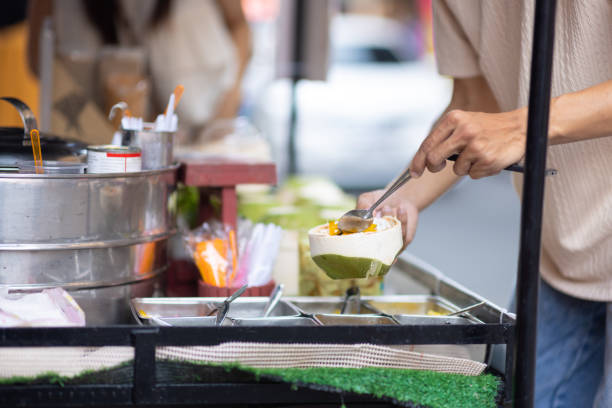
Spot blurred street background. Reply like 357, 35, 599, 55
239, 0, 519, 306
0, 0, 520, 306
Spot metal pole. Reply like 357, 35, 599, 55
515, 0, 557, 407
288, 78, 299, 175
288, 0, 306, 175
39, 17, 54, 133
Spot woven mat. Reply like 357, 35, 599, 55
0, 343, 485, 379
158, 343, 486, 375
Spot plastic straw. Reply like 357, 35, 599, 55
158, 85, 183, 132
29, 129, 44, 174
164, 85, 184, 115
164, 94, 175, 131
172, 84, 184, 111
227, 230, 238, 286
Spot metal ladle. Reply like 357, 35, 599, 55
338, 167, 412, 233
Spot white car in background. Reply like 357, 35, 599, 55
253, 15, 451, 190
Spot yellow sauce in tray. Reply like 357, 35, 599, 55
367, 302, 451, 315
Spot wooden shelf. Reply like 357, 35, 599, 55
179, 157, 276, 187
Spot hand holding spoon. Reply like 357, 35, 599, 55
338, 153, 558, 234
337, 167, 412, 233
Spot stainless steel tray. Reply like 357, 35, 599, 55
131, 253, 515, 330
363, 295, 456, 315
150, 316, 231, 326
286, 295, 459, 315
132, 294, 482, 326
391, 253, 515, 325
393, 315, 473, 325
285, 297, 377, 315
131, 297, 300, 324
312, 314, 397, 326
230, 316, 319, 327
128, 252, 512, 368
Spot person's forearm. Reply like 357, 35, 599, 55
549, 80, 612, 144
212, 22, 250, 119
398, 166, 458, 211
213, 0, 251, 118
408, 78, 612, 180
393, 101, 462, 211
226, 19, 251, 95
389, 76, 500, 211
27, 0, 53, 77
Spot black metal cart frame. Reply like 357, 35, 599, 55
0, 0, 557, 407
0, 252, 518, 407
0, 324, 515, 407
515, 0, 557, 407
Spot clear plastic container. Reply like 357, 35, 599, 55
18, 160, 87, 174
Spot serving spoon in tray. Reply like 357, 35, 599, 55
446, 300, 487, 317
206, 284, 248, 326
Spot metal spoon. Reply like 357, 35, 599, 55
340, 286, 361, 314
205, 284, 248, 326
262, 283, 284, 318
338, 166, 412, 233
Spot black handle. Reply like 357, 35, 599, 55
446, 154, 557, 176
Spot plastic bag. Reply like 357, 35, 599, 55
0, 288, 85, 327
185, 219, 282, 289
184, 221, 237, 288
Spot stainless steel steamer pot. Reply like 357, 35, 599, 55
0, 166, 178, 324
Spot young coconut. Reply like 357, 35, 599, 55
308, 216, 403, 280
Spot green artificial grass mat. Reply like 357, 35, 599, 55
0, 360, 500, 408
0, 361, 134, 386
240, 365, 500, 408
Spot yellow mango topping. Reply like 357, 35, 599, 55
362, 223, 377, 233
328, 220, 377, 236
329, 220, 341, 235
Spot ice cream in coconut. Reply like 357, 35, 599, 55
308, 216, 403, 280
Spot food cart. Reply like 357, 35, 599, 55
0, 254, 515, 407
0, 0, 557, 407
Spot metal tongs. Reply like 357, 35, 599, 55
206, 284, 248, 326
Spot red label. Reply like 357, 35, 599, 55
106, 152, 141, 158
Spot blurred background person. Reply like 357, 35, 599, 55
27, 0, 251, 144
0, 2, 39, 126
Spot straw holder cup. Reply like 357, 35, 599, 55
121, 129, 174, 170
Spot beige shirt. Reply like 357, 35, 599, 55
433, 0, 612, 301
